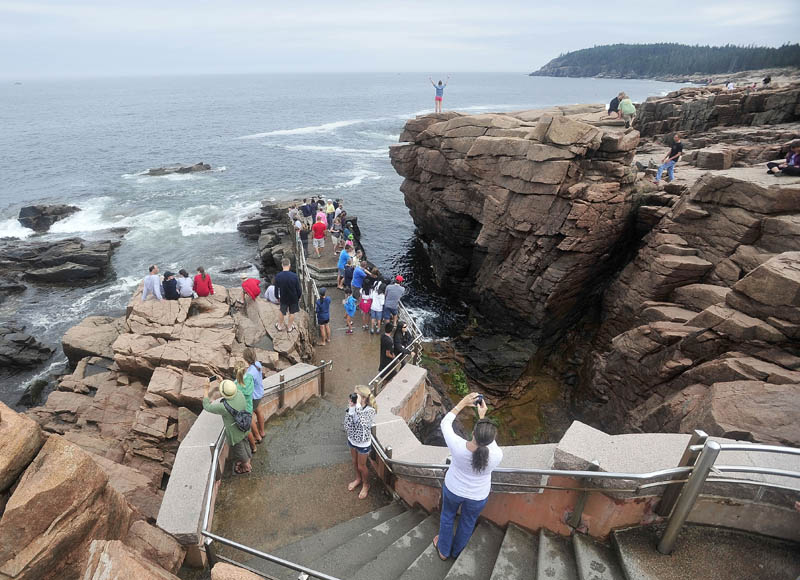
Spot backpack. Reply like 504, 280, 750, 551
221, 399, 252, 432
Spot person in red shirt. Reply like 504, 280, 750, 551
311, 216, 328, 259
194, 266, 214, 297
241, 275, 261, 302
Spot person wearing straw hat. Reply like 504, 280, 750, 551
203, 378, 252, 475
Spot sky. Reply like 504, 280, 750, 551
0, 0, 796, 79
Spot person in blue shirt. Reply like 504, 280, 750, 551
343, 288, 357, 335
244, 347, 265, 443
315, 287, 332, 345
429, 75, 450, 113
351, 260, 368, 298
337, 244, 354, 289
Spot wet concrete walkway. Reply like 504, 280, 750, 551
211, 263, 394, 558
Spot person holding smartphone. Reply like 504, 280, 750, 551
433, 392, 502, 560
344, 385, 377, 500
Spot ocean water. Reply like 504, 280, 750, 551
0, 73, 685, 404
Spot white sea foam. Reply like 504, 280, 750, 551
335, 168, 382, 188
0, 218, 35, 239
49, 197, 114, 234
178, 200, 261, 236
282, 144, 388, 157
237, 119, 370, 139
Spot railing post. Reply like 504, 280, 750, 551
278, 374, 285, 410
205, 540, 218, 569
567, 460, 600, 529
319, 360, 326, 397
656, 429, 707, 517
657, 440, 720, 555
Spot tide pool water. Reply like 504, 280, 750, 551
0, 73, 685, 403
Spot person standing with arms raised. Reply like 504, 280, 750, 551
433, 392, 502, 560
429, 75, 450, 113
274, 257, 302, 332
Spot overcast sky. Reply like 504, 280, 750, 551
0, 0, 796, 79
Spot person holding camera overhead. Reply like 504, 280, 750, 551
344, 385, 377, 500
433, 392, 502, 560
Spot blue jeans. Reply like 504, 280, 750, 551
437, 483, 488, 558
656, 159, 675, 182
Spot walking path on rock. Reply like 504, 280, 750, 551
211, 270, 395, 557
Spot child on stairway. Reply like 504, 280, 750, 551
343, 288, 357, 335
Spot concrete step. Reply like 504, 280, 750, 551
309, 509, 428, 578
249, 502, 405, 579
538, 529, 578, 580
443, 519, 505, 580
396, 538, 455, 580
613, 524, 800, 580
351, 513, 441, 580
573, 533, 625, 580
489, 523, 538, 580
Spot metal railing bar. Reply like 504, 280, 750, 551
704, 478, 800, 493
201, 429, 226, 533
713, 466, 800, 479
688, 443, 800, 456
214, 554, 278, 580
202, 531, 343, 580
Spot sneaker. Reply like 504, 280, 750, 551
346, 329, 353, 334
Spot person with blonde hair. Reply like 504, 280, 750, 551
618, 92, 636, 128
244, 348, 266, 443
344, 385, 377, 499
203, 378, 252, 474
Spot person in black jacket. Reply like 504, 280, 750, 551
393, 321, 413, 361
274, 257, 302, 332
162, 271, 180, 300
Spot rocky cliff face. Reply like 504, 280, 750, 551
390, 109, 640, 346
583, 175, 800, 445
634, 83, 800, 137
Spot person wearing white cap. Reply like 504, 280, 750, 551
203, 378, 252, 474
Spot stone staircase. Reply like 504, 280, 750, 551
244, 501, 800, 580
305, 257, 339, 287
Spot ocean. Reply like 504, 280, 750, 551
0, 73, 685, 405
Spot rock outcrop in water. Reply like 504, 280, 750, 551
146, 162, 211, 176
0, 237, 120, 284
0, 323, 53, 368
17, 204, 80, 233
390, 108, 640, 347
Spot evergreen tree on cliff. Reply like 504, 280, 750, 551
531, 43, 800, 79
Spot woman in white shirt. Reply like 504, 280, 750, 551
369, 283, 386, 334
343, 385, 377, 500
433, 392, 502, 560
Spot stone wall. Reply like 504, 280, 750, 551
390, 109, 640, 349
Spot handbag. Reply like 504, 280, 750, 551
221, 399, 252, 432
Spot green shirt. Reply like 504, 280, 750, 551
237, 375, 254, 413
203, 391, 249, 446
619, 98, 636, 115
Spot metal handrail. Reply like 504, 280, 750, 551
689, 443, 800, 456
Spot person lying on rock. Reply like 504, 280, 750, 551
203, 378, 252, 475
653, 134, 684, 186
766, 141, 800, 177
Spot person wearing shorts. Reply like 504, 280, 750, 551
344, 385, 377, 499
429, 75, 450, 113
315, 287, 332, 345
311, 216, 327, 258
274, 257, 302, 332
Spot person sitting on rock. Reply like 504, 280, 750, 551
618, 93, 636, 128
241, 274, 261, 302
194, 266, 214, 297
605, 92, 623, 119
141, 264, 163, 301
264, 277, 280, 304
653, 134, 684, 186
162, 271, 180, 300
767, 141, 800, 177
176, 269, 194, 298
203, 378, 251, 475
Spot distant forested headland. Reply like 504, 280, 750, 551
531, 43, 800, 80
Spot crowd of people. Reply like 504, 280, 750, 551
141, 265, 214, 301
